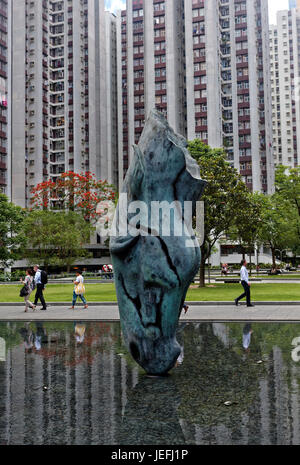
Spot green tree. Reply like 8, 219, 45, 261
226, 191, 265, 273
274, 165, 300, 258
22, 210, 94, 271
0, 194, 26, 269
188, 140, 251, 287
257, 194, 292, 267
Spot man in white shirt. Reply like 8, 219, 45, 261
235, 259, 254, 307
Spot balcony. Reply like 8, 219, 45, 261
0, 175, 6, 185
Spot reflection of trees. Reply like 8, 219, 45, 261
0, 322, 24, 351
0, 322, 120, 367
118, 376, 186, 445
174, 324, 266, 432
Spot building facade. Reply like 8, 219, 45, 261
119, 0, 274, 194
6, 0, 276, 209
270, 8, 300, 169
119, 0, 186, 179
8, 0, 118, 208
0, 1, 8, 197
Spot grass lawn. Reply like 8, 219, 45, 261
0, 282, 299, 303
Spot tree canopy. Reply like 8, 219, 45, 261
30, 171, 116, 223
0, 194, 26, 269
188, 139, 253, 286
22, 210, 94, 271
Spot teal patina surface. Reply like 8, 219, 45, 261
110, 111, 206, 375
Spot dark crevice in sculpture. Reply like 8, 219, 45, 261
157, 236, 181, 287
155, 292, 163, 331
129, 341, 140, 362
119, 274, 143, 321
172, 165, 186, 203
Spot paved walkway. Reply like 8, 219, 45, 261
0, 302, 299, 321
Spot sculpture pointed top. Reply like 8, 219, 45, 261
139, 108, 188, 152
137, 108, 204, 185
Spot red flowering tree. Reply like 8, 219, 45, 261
30, 171, 116, 223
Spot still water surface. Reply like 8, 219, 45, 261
0, 321, 300, 445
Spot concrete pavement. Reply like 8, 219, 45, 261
0, 302, 299, 321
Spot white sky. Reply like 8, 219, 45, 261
269, 0, 289, 25
105, 0, 126, 13
105, 1, 290, 27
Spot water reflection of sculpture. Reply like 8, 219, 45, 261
117, 376, 185, 445
110, 110, 206, 375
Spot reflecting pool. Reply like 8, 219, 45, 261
1, 321, 300, 445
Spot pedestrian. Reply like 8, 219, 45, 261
33, 265, 47, 311
235, 259, 255, 307
20, 268, 36, 312
183, 303, 189, 314
69, 270, 88, 309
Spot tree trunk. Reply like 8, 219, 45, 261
249, 247, 252, 276
242, 246, 246, 260
271, 247, 276, 268
199, 246, 206, 288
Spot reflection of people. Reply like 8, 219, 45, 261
242, 323, 253, 351
34, 322, 47, 350
74, 322, 86, 343
19, 323, 35, 352
235, 259, 254, 307
176, 345, 184, 366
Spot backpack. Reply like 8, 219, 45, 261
40, 270, 48, 285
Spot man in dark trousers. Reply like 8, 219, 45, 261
235, 259, 254, 307
33, 265, 47, 311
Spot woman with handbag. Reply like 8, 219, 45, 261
20, 269, 36, 312
69, 270, 88, 309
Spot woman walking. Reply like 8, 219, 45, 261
20, 269, 36, 312
69, 270, 88, 309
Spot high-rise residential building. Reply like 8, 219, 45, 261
105, 10, 120, 189
186, 0, 274, 194
0, 1, 8, 197
8, 0, 118, 208
119, 0, 274, 194
119, 0, 186, 178
269, 8, 300, 168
